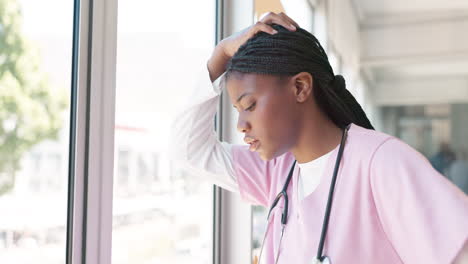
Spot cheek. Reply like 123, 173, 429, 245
254, 99, 299, 152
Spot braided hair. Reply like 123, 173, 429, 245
225, 24, 374, 130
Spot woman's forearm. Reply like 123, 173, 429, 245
207, 41, 230, 82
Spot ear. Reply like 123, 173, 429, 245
291, 72, 313, 103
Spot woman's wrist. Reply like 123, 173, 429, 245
208, 42, 231, 82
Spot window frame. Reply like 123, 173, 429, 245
70, 0, 118, 263
218, 1, 255, 264
71, 1, 228, 264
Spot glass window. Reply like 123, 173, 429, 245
112, 1, 216, 263
0, 0, 73, 263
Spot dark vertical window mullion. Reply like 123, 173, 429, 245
213, 0, 224, 263
66, 0, 81, 263
81, 0, 95, 262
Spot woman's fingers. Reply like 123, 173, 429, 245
259, 11, 299, 31
253, 21, 279, 35
278, 12, 300, 28
218, 12, 299, 57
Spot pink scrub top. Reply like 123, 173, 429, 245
231, 123, 468, 264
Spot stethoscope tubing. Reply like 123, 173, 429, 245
258, 124, 350, 264
316, 124, 350, 261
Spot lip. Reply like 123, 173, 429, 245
248, 140, 260, 152
244, 136, 257, 144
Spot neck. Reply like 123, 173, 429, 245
291, 111, 343, 164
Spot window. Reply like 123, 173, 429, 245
0, 0, 73, 263
112, 0, 216, 263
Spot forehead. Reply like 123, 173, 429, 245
226, 73, 283, 102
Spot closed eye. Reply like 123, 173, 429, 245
246, 102, 256, 111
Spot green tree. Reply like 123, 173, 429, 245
0, 0, 68, 195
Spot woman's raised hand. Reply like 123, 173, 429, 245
207, 12, 300, 82
220, 12, 299, 57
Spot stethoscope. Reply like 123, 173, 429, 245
257, 124, 350, 264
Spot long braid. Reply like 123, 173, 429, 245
225, 24, 374, 130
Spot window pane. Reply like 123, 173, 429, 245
113, 1, 215, 263
0, 0, 73, 263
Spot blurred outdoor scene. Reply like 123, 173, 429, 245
0, 0, 71, 263
112, 0, 215, 263
0, 0, 216, 263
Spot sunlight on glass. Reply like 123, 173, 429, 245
113, 1, 215, 263
0, 0, 72, 263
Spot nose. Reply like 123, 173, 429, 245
237, 115, 250, 133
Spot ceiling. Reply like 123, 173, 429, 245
356, 0, 468, 17
352, 0, 468, 96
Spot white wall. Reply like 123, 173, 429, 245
361, 18, 468, 67
324, 0, 379, 128
374, 77, 468, 106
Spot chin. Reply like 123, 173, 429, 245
258, 150, 276, 162
259, 146, 290, 162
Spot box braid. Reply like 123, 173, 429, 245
225, 24, 374, 130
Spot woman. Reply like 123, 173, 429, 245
169, 12, 468, 264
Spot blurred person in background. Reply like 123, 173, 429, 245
430, 142, 456, 176
449, 149, 468, 195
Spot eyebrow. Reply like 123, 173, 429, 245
236, 92, 252, 103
